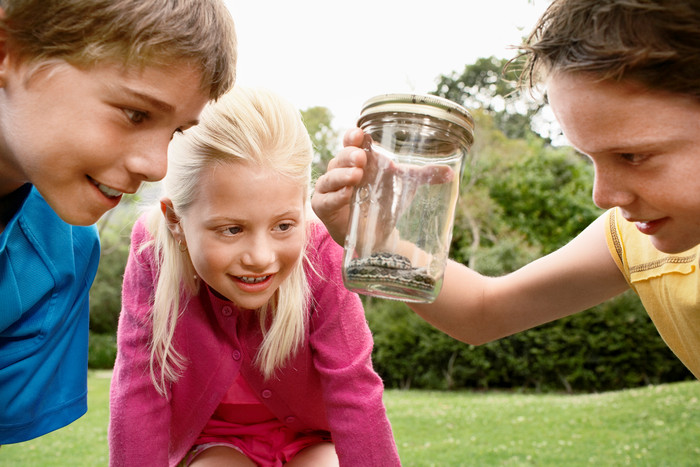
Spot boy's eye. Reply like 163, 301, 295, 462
618, 153, 648, 163
124, 108, 148, 124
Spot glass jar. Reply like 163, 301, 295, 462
342, 93, 474, 303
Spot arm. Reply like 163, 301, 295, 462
109, 219, 171, 466
307, 224, 401, 466
410, 213, 630, 344
312, 136, 630, 345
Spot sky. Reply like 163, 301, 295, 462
223, 1, 552, 133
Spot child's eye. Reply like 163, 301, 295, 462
224, 226, 242, 236
124, 108, 148, 124
618, 153, 648, 163
276, 222, 294, 232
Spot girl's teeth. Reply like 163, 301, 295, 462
239, 276, 268, 284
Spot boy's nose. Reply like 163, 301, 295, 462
592, 167, 634, 209
126, 139, 169, 182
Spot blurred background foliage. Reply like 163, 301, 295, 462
89, 56, 694, 391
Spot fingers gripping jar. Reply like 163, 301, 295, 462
342, 93, 474, 303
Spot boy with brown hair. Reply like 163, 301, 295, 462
0, 0, 236, 444
312, 0, 700, 380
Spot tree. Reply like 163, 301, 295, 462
301, 106, 339, 180
432, 57, 600, 269
89, 192, 145, 334
434, 56, 552, 140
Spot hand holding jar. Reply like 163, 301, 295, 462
342, 94, 474, 303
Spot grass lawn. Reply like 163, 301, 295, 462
388, 382, 700, 466
1, 370, 112, 466
1, 372, 698, 466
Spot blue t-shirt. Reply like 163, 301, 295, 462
0, 186, 100, 444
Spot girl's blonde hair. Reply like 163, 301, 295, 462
145, 87, 314, 396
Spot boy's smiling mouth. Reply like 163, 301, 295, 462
88, 176, 124, 199
630, 218, 668, 236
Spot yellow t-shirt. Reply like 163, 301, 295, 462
605, 207, 700, 379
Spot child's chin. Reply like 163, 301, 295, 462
650, 236, 695, 255
58, 209, 104, 226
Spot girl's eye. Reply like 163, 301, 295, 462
124, 108, 148, 124
276, 223, 294, 232
225, 226, 242, 236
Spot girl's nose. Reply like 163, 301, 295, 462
241, 235, 276, 269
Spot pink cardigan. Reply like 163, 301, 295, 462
108, 217, 400, 466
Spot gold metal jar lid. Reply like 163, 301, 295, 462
357, 93, 475, 147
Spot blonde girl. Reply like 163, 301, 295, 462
108, 87, 399, 466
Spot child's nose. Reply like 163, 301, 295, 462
592, 167, 635, 209
242, 235, 276, 269
126, 138, 169, 182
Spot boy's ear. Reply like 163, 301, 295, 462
160, 198, 185, 245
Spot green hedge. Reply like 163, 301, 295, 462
366, 291, 694, 393
88, 332, 117, 369
88, 291, 694, 393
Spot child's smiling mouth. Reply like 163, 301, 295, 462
236, 275, 271, 284
633, 218, 668, 236
88, 176, 124, 199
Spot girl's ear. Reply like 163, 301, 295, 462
161, 198, 186, 245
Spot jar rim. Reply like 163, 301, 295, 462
357, 93, 474, 144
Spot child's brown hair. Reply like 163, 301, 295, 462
519, 0, 700, 99
0, 0, 237, 99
